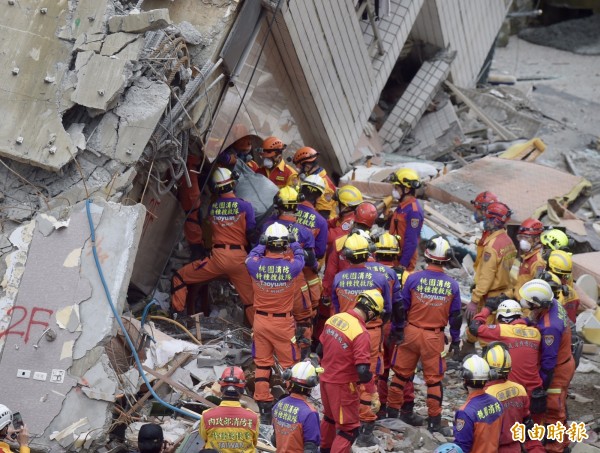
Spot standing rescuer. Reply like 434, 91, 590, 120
245, 222, 305, 424
326, 185, 363, 255
292, 146, 338, 219
199, 367, 259, 453
513, 218, 546, 298
171, 168, 256, 323
387, 237, 462, 436
547, 250, 580, 323
519, 279, 575, 453
388, 168, 424, 271
256, 136, 298, 188
319, 290, 385, 453
272, 360, 322, 453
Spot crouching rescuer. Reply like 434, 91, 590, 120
386, 237, 462, 436
319, 290, 385, 453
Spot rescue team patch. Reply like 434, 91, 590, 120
455, 418, 465, 431
544, 335, 554, 346
411, 218, 419, 228
341, 221, 352, 231
325, 194, 332, 201
483, 252, 492, 262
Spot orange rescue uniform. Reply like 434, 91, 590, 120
257, 159, 298, 188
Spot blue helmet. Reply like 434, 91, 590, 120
435, 443, 464, 453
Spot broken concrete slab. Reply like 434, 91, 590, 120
71, 52, 132, 111
101, 32, 143, 59
58, 0, 113, 41
73, 32, 106, 53
108, 9, 172, 34
425, 156, 591, 223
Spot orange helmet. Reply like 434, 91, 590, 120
354, 202, 378, 229
261, 136, 286, 157
293, 147, 319, 166
219, 366, 246, 396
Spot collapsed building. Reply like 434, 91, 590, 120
4, 0, 600, 452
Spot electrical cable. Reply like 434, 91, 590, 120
145, 315, 202, 346
85, 198, 200, 420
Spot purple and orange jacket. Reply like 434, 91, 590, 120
208, 192, 255, 246
332, 263, 391, 315
296, 201, 328, 259
272, 394, 320, 453
536, 300, 573, 388
389, 195, 423, 269
454, 389, 503, 453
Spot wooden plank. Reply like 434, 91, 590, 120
142, 366, 216, 408
564, 153, 600, 218
424, 202, 468, 235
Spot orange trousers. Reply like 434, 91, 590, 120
171, 248, 254, 324
358, 323, 383, 422
388, 324, 446, 417
253, 312, 298, 402
294, 273, 313, 357
378, 322, 416, 409
544, 357, 576, 452
321, 381, 360, 453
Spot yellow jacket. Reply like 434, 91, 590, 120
512, 247, 546, 298
0, 441, 30, 453
199, 400, 259, 453
314, 168, 338, 219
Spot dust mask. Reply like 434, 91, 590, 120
519, 239, 532, 252
392, 188, 400, 199
263, 158, 274, 169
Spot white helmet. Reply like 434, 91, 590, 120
0, 404, 12, 431
462, 355, 490, 382
290, 361, 320, 388
264, 222, 290, 248
300, 174, 326, 194
424, 237, 451, 262
211, 168, 237, 193
519, 279, 553, 309
496, 300, 522, 322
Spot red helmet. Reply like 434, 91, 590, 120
471, 191, 498, 211
354, 202, 378, 228
485, 202, 512, 224
219, 366, 246, 390
293, 147, 319, 165
518, 218, 544, 236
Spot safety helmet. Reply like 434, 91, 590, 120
548, 250, 573, 275
375, 233, 400, 255
356, 289, 385, 320
300, 174, 326, 194
274, 186, 301, 211
424, 236, 452, 262
483, 341, 512, 379
293, 147, 319, 166
232, 136, 253, 153
540, 229, 570, 251
0, 404, 12, 431
518, 218, 544, 236
263, 222, 290, 249
390, 168, 421, 190
211, 167, 237, 194
519, 279, 554, 309
354, 202, 378, 229
289, 360, 320, 389
261, 136, 286, 157
470, 191, 498, 211
496, 299, 522, 323
335, 185, 363, 207
539, 270, 566, 298
461, 355, 490, 386
219, 366, 246, 396
434, 443, 464, 453
484, 202, 512, 225
343, 233, 371, 261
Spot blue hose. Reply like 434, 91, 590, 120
85, 199, 201, 420
141, 299, 159, 329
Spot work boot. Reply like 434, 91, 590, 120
354, 421, 378, 447
257, 401, 273, 425
427, 415, 453, 437
376, 404, 387, 420
400, 402, 424, 426
458, 340, 477, 360
386, 407, 400, 419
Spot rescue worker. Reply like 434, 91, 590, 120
513, 218, 545, 298
454, 355, 503, 453
483, 342, 545, 453
262, 187, 317, 358
547, 250, 580, 323
137, 424, 174, 453
199, 367, 259, 453
387, 237, 462, 436
217, 131, 259, 172
469, 299, 543, 396
463, 202, 517, 356
520, 279, 576, 453
177, 150, 205, 260
0, 405, 29, 453
319, 290, 385, 453
171, 168, 256, 323
470, 191, 498, 224
257, 136, 298, 187
540, 228, 572, 261
272, 360, 321, 453
373, 233, 422, 426
246, 223, 304, 424
388, 167, 424, 271
292, 146, 337, 218
326, 185, 363, 255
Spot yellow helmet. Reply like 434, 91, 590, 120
375, 233, 400, 255
356, 289, 385, 319
390, 168, 421, 189
548, 250, 573, 275
335, 185, 363, 207
343, 233, 371, 260
274, 186, 300, 211
540, 229, 569, 251
483, 342, 512, 378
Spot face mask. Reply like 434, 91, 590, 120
392, 189, 400, 199
263, 158, 274, 169
237, 152, 252, 163
519, 239, 532, 252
